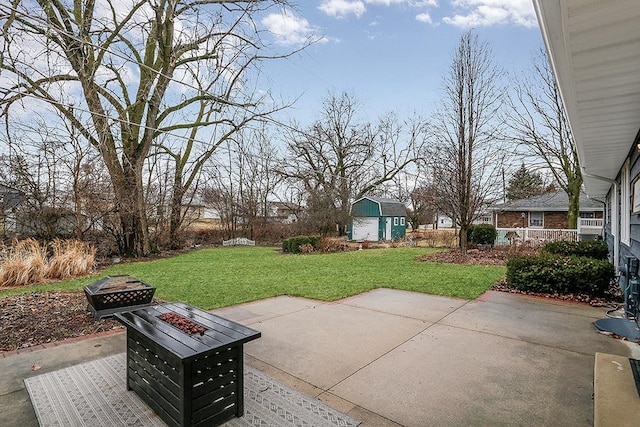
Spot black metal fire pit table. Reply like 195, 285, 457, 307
114, 302, 261, 427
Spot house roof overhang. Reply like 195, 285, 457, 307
533, 0, 640, 198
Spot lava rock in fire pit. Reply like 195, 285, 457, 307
158, 312, 207, 335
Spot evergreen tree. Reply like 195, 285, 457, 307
506, 164, 545, 200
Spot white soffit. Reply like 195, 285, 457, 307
534, 0, 640, 197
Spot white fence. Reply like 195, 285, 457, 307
222, 237, 255, 246
495, 218, 603, 247
495, 228, 578, 246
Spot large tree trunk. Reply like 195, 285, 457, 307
112, 165, 150, 257
567, 181, 582, 229
459, 225, 469, 253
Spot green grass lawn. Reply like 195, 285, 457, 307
0, 246, 505, 309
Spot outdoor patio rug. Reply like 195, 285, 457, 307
24, 353, 360, 427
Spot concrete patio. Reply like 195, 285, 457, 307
1, 288, 638, 426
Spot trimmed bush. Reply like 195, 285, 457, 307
506, 254, 614, 297
282, 235, 321, 254
541, 240, 609, 260
471, 224, 497, 246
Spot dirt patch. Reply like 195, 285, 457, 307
419, 246, 539, 266
491, 280, 621, 308
0, 291, 123, 352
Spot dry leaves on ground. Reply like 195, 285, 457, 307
0, 291, 123, 352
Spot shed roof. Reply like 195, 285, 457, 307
489, 191, 603, 212
353, 196, 407, 217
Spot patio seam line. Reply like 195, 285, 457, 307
324, 297, 479, 393
436, 319, 614, 358
244, 354, 396, 425
223, 302, 330, 327
339, 301, 453, 323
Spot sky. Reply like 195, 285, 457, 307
256, 0, 544, 125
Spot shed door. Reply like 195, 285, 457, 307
385, 218, 392, 240
352, 218, 379, 241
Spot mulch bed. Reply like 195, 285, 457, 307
419, 246, 539, 265
0, 291, 123, 352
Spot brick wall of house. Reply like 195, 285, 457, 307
495, 211, 527, 228
495, 211, 603, 229
544, 212, 568, 229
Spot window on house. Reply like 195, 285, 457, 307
529, 212, 543, 228
400, 217, 405, 226
579, 212, 594, 219
621, 160, 630, 245
393, 217, 399, 226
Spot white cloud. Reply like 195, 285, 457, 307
318, 0, 366, 19
262, 10, 324, 46
410, 0, 439, 6
365, 0, 406, 5
442, 0, 537, 28
416, 12, 433, 24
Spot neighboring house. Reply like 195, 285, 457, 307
348, 196, 407, 241
435, 214, 454, 229
489, 191, 603, 230
200, 201, 300, 224
268, 202, 300, 224
431, 212, 491, 229
0, 184, 24, 234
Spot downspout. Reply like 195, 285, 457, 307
581, 169, 618, 268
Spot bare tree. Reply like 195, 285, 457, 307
280, 92, 425, 235
429, 31, 505, 253
0, 115, 112, 242
0, 0, 300, 256
505, 49, 582, 228
201, 125, 283, 240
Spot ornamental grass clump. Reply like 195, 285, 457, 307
47, 239, 96, 280
0, 238, 47, 287
0, 238, 96, 287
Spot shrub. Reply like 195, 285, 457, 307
506, 254, 614, 297
541, 240, 609, 260
318, 237, 350, 253
282, 235, 321, 253
471, 224, 497, 246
